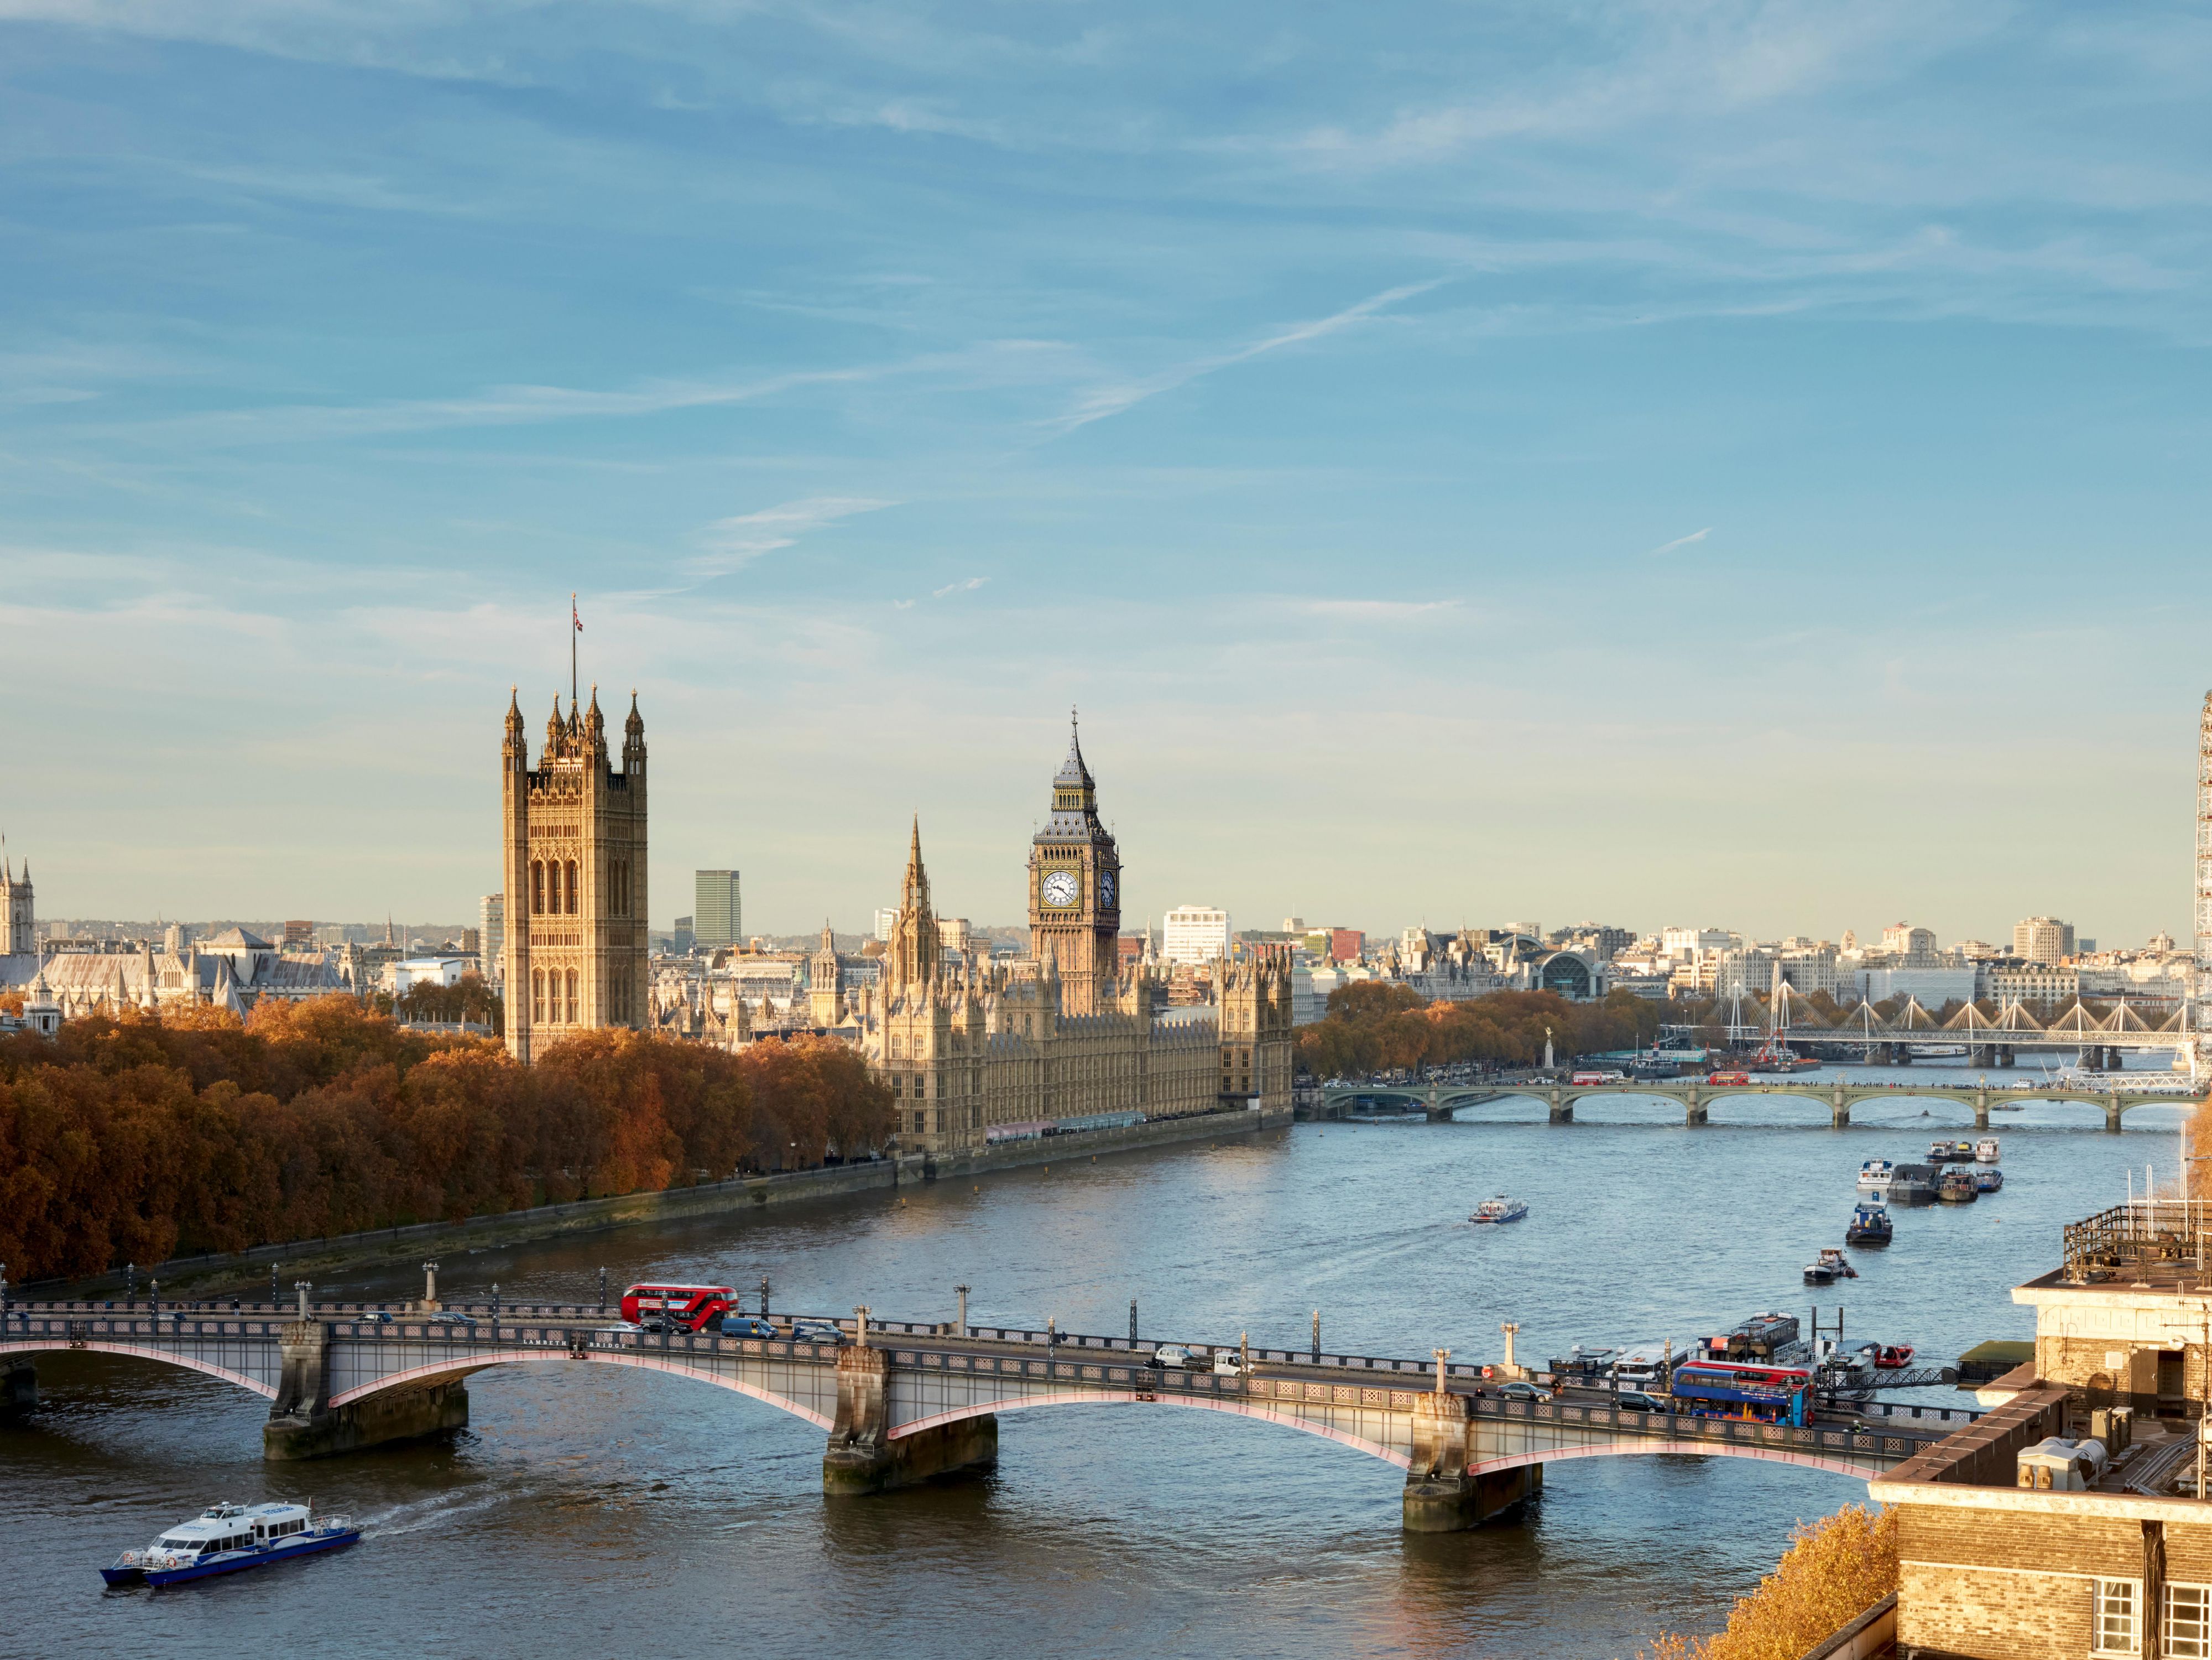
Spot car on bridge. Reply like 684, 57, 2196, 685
787, 1319, 843, 1344
1614, 1391, 1668, 1413
714, 1315, 779, 1339
1493, 1380, 1552, 1403
1212, 1351, 1245, 1376
1146, 1344, 1202, 1370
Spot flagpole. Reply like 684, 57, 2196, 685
571, 592, 578, 709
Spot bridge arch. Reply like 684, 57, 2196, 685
1472, 1440, 1869, 1481
0, 1337, 276, 1401
886, 1390, 1411, 1467
327, 1350, 834, 1429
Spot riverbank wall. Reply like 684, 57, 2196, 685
41, 1101, 1293, 1298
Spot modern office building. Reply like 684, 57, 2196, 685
695, 868, 742, 950
478, 894, 504, 983
1162, 905, 1232, 966
2013, 915, 2077, 964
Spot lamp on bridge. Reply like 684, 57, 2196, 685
293, 1281, 309, 1321
957, 1284, 971, 1339
1313, 1309, 1321, 1363
422, 1260, 440, 1313
857, 1305, 873, 1348
124, 1262, 135, 1309
1433, 1348, 1451, 1394
1500, 1321, 1522, 1380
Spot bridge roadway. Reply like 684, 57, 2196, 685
1322, 1077, 2206, 1131
0, 1299, 1974, 1531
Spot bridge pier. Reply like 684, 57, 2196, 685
262, 1319, 469, 1460
1402, 1390, 1541, 1532
1970, 1044, 1995, 1069
1999, 1046, 2015, 1068
1974, 1092, 1990, 1131
1547, 1088, 1573, 1125
2106, 1096, 2125, 1135
1685, 1087, 1706, 1127
823, 1342, 997, 1496
0, 1356, 34, 1417
1831, 1088, 1850, 1130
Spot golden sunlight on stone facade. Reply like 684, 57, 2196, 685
501, 686, 649, 1063
853, 728, 1293, 1158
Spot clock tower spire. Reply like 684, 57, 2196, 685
1028, 710, 1121, 1015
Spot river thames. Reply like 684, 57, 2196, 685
3, 1064, 2193, 1659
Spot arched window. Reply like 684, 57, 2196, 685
532, 969, 545, 1024
565, 860, 578, 915
530, 861, 544, 915
565, 969, 578, 1023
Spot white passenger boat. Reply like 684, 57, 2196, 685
1470, 1195, 1528, 1224
1975, 1137, 2000, 1164
1856, 1159, 1894, 1195
102, 1501, 357, 1588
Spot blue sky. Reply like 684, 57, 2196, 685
3, 1, 2209, 945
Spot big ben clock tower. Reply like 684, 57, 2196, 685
1029, 713, 1122, 1016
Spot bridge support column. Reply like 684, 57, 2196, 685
1999, 1046, 2015, 1068
1970, 1044, 1995, 1069
1402, 1392, 1537, 1532
2106, 1097, 2125, 1135
1685, 1087, 1706, 1127
823, 1343, 996, 1496
1831, 1089, 1849, 1130
1547, 1089, 1572, 1125
1974, 1092, 1990, 1131
0, 1357, 34, 1417
262, 1319, 469, 1460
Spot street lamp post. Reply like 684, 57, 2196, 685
957, 1284, 970, 1339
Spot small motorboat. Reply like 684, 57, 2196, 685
1803, 1247, 1859, 1284
1471, 1195, 1528, 1224
1845, 1203, 1893, 1245
1870, 1343, 1916, 1369
102, 1501, 357, 1588
1938, 1169, 1979, 1203
1974, 1167, 2004, 1193
1975, 1137, 2001, 1163
1929, 1139, 1975, 1163
1856, 1159, 1894, 1195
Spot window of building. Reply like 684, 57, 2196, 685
564, 860, 578, 915
2097, 1579, 2141, 1655
532, 970, 544, 1024
531, 861, 544, 915
565, 969, 578, 1024
2169, 1585, 2212, 1659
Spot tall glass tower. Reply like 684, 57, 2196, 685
695, 868, 743, 949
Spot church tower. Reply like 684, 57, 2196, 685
809, 920, 844, 1027
0, 840, 33, 958
1027, 716, 1121, 1016
501, 685, 649, 1062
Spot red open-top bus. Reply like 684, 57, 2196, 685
619, 1283, 738, 1332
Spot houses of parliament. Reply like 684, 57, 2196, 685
499, 688, 1292, 1153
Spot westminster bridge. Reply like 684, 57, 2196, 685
0, 1298, 1975, 1531
1321, 1076, 2206, 1132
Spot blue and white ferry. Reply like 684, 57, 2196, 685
102, 1501, 358, 1588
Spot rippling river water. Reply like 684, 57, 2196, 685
4, 1063, 2195, 1659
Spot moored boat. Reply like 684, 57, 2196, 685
102, 1501, 357, 1588
1470, 1195, 1528, 1224
1929, 1139, 1975, 1163
1888, 1163, 1939, 1204
1803, 1246, 1859, 1285
1975, 1137, 2001, 1163
1845, 1203, 1893, 1245
1938, 1169, 1980, 1203
1974, 1167, 2004, 1193
1856, 1159, 1894, 1195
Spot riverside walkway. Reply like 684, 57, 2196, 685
1321, 1076, 2205, 1131
0, 1296, 1972, 1531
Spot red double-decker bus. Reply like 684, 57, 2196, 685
620, 1283, 737, 1332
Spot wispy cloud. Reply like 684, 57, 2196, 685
1649, 528, 1712, 557
688, 496, 895, 576
1045, 279, 1447, 436
1284, 597, 1463, 622
932, 575, 988, 599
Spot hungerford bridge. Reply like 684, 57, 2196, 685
0, 1296, 1975, 1531
1678, 987, 2200, 1066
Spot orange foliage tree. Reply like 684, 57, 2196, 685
1296, 987, 1670, 1079
0, 996, 895, 1283
1639, 1504, 1898, 1660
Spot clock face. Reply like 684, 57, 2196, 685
1099, 870, 1117, 907
1040, 870, 1079, 909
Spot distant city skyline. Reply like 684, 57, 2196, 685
3, 6, 2209, 940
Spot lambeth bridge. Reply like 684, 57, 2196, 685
0, 1298, 1976, 1531
1321, 1076, 2205, 1131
